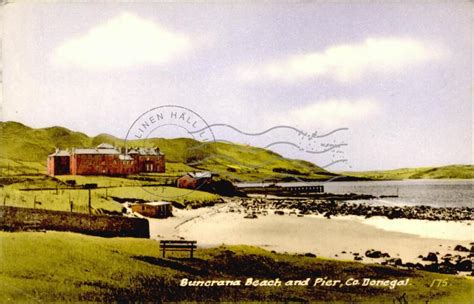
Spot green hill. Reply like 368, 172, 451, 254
342, 164, 474, 180
3, 121, 470, 181
0, 121, 334, 182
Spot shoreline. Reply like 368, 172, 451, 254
238, 197, 473, 221
149, 199, 473, 275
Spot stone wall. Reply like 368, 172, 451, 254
0, 206, 149, 238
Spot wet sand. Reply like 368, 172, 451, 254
148, 202, 473, 265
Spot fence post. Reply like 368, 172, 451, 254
0, 185, 4, 206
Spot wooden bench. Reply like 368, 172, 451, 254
159, 240, 197, 258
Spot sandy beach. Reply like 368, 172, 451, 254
148, 201, 473, 267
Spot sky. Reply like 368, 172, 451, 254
1, 1, 472, 171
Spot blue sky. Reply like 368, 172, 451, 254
1, 2, 472, 171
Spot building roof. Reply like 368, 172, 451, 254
96, 143, 115, 149
188, 171, 212, 179
132, 201, 172, 206
73, 148, 121, 155
138, 147, 162, 156
145, 201, 172, 206
49, 143, 164, 157
125, 147, 163, 156
49, 149, 70, 157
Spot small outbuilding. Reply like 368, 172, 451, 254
131, 202, 173, 218
176, 172, 212, 189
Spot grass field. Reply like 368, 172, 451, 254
105, 186, 221, 208
0, 167, 221, 214
0, 231, 472, 302
0, 183, 220, 214
0, 187, 122, 213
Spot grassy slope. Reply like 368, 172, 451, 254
0, 121, 332, 182
0, 184, 220, 213
342, 164, 474, 180
0, 231, 472, 302
1, 121, 470, 181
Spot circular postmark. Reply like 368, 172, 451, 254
124, 105, 215, 199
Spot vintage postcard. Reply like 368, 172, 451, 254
0, 1, 472, 302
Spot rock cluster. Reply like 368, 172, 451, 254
237, 198, 473, 221
356, 247, 472, 275
365, 249, 390, 258
417, 250, 473, 274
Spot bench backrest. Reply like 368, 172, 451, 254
160, 240, 197, 249
160, 240, 197, 244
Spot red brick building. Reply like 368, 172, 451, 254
47, 143, 165, 176
176, 172, 212, 189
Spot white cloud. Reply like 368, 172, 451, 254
238, 38, 446, 83
52, 12, 192, 69
285, 98, 380, 127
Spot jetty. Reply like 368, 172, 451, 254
237, 184, 377, 200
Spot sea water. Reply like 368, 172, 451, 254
238, 180, 473, 208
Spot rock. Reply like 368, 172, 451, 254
354, 256, 363, 261
365, 250, 383, 258
455, 259, 472, 272
415, 263, 424, 270
441, 259, 455, 268
417, 255, 423, 259
388, 258, 402, 266
424, 263, 439, 272
471, 245, 474, 253
454, 245, 469, 252
439, 264, 457, 275
422, 252, 438, 262
304, 252, 316, 258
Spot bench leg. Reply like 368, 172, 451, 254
162, 246, 166, 258
190, 247, 194, 259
